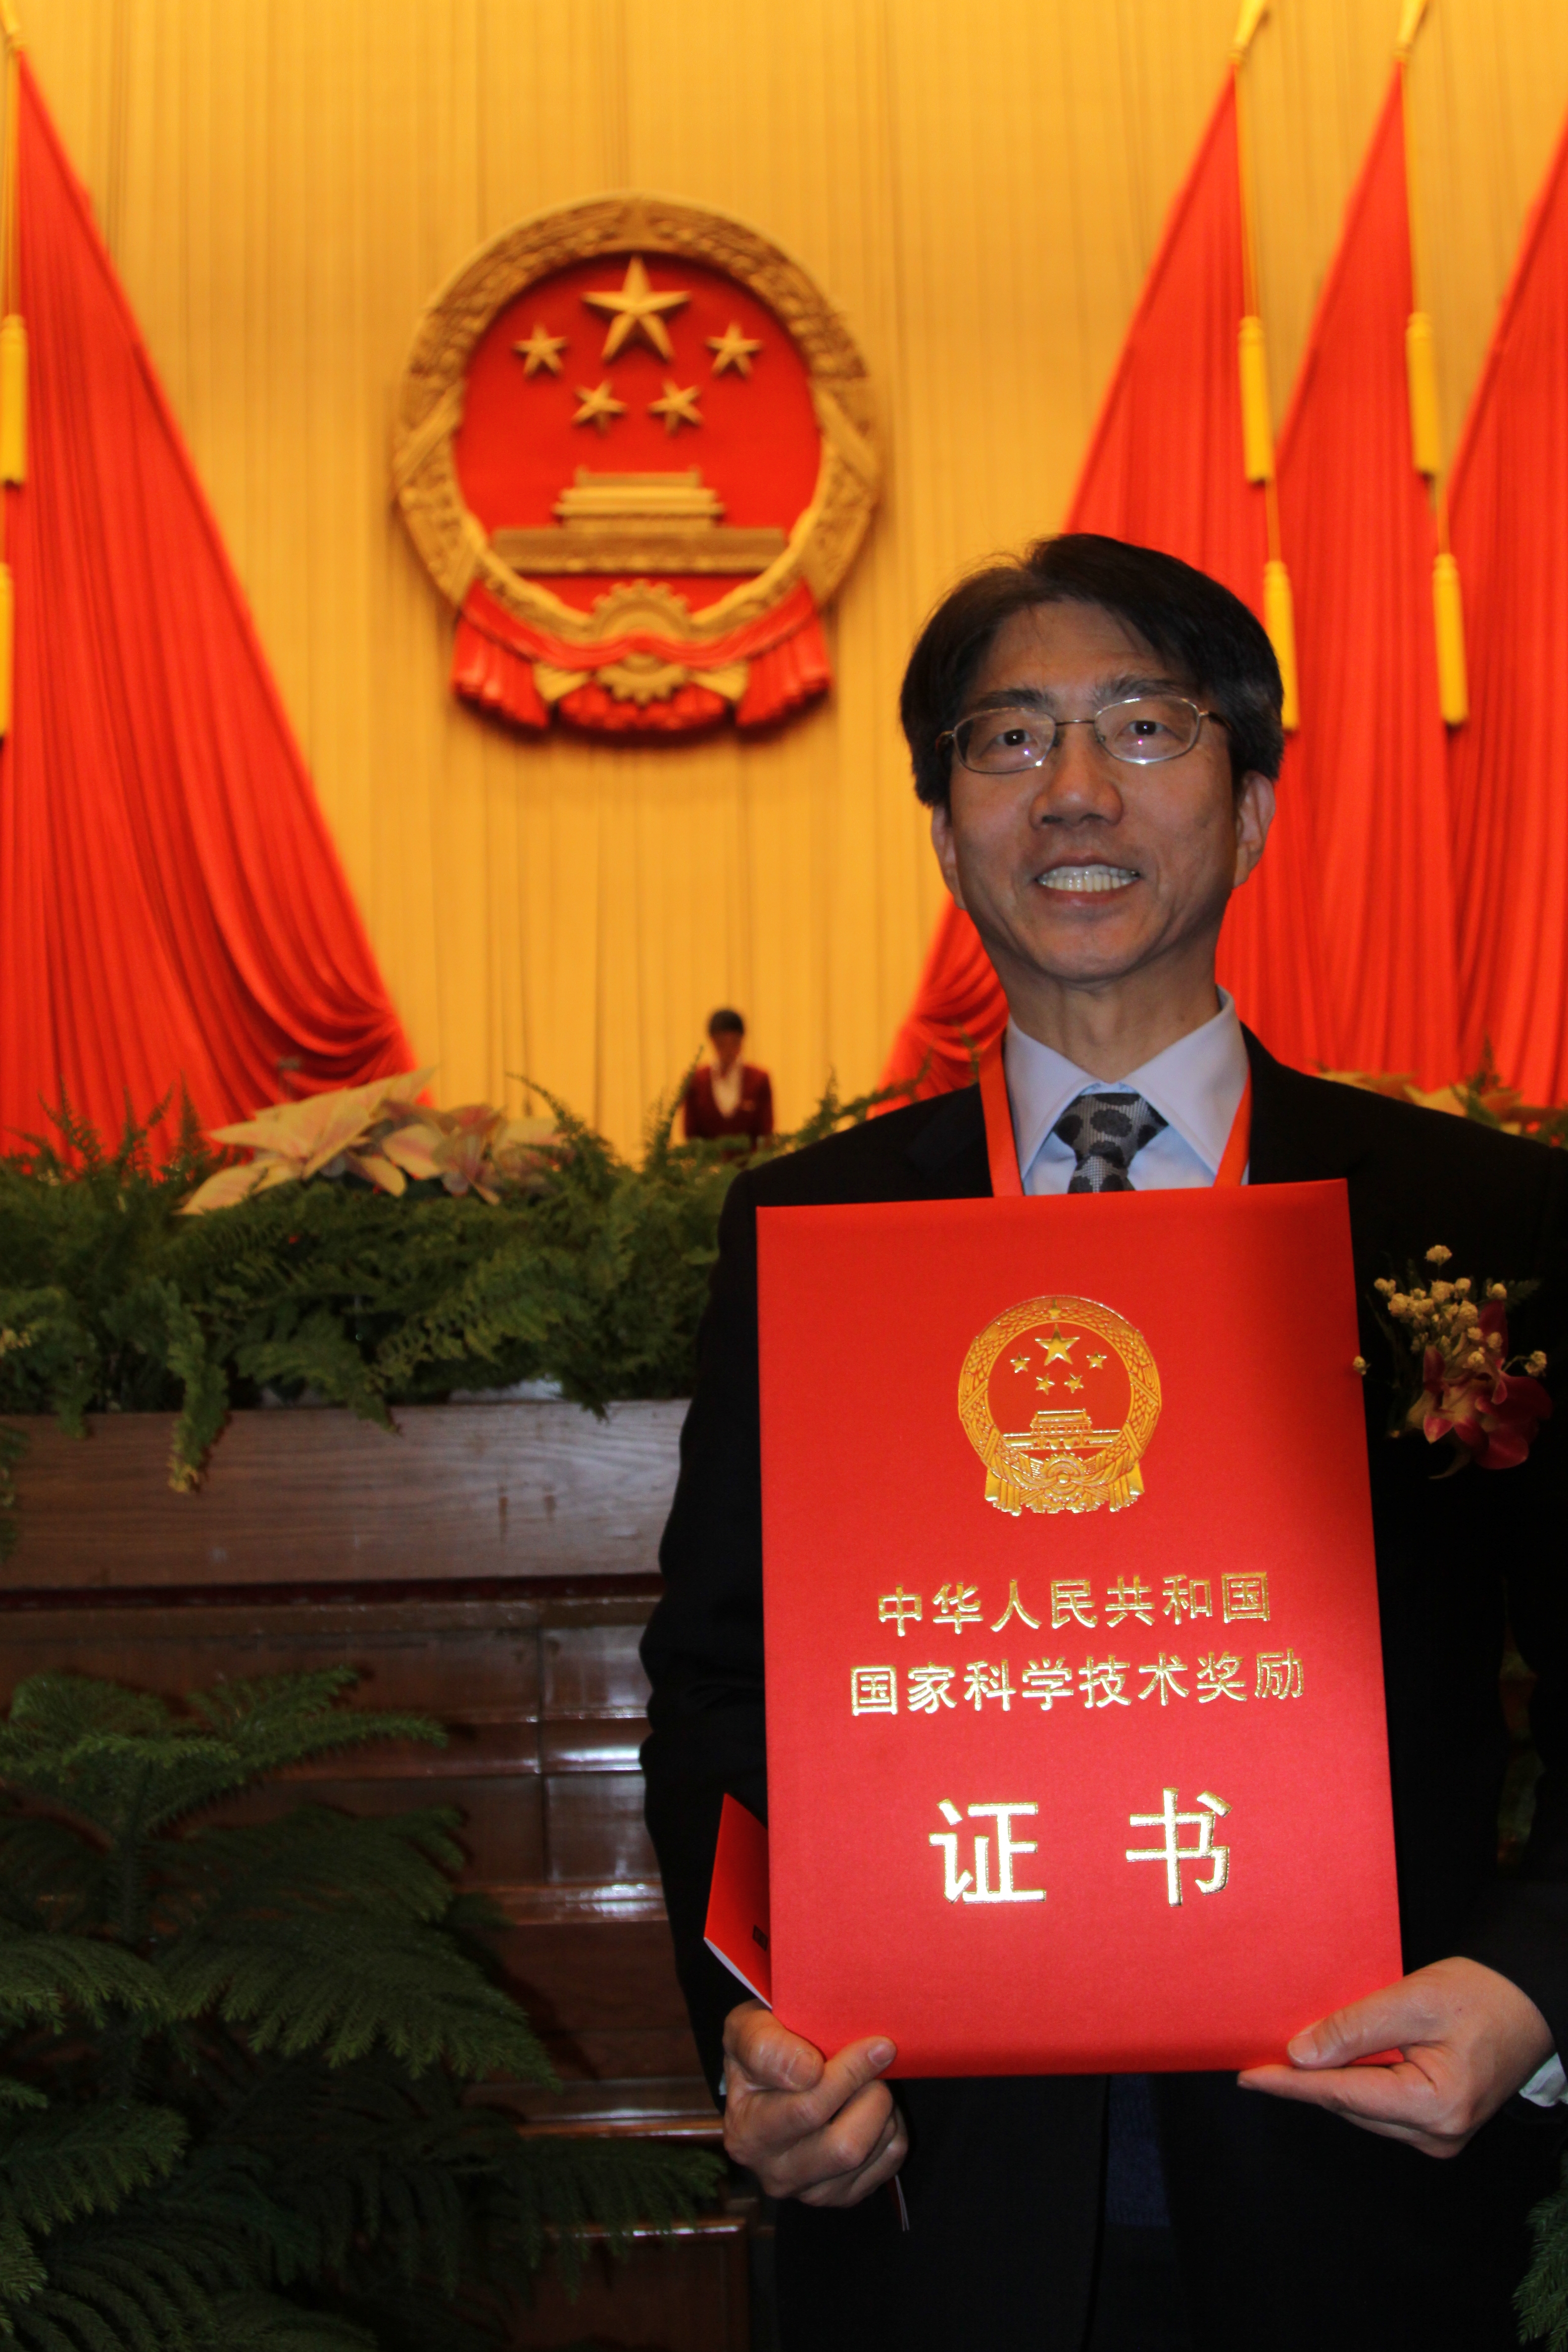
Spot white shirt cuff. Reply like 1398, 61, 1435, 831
1519, 2053, 1568, 2107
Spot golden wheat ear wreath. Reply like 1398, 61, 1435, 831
957, 1293, 1162, 1518
391, 192, 880, 649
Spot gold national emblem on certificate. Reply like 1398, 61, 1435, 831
957, 1295, 1162, 1517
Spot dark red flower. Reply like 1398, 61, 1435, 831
1415, 1304, 1552, 1470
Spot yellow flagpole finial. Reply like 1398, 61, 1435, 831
1432, 552, 1468, 726
1237, 317, 1274, 483
1405, 311, 1441, 477
1395, 0, 1429, 59
0, 314, 26, 484
1264, 559, 1299, 733
1230, 0, 1269, 60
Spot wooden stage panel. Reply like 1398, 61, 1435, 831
1, 1401, 686, 1587
0, 1405, 741, 2336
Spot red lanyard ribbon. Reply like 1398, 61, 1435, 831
979, 1040, 1252, 1198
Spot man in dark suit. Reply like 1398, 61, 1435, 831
641, 536, 1568, 2349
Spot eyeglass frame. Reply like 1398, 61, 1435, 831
936, 693, 1229, 775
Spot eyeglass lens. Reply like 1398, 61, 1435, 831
953, 695, 1204, 773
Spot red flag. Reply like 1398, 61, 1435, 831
0, 65, 412, 1155
881, 78, 1332, 1097
1447, 115, 1568, 1103
1274, 75, 1459, 1087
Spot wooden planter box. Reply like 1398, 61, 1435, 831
0, 1400, 716, 2126
0, 1398, 687, 1589
0, 1403, 756, 2341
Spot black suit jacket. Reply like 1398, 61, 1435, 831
642, 1034, 1568, 2351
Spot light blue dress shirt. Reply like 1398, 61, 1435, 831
1004, 987, 1249, 1194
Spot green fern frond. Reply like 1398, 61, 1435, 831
0, 2107, 186, 2235
0, 1937, 169, 2033
0, 1676, 441, 1843
162, 1917, 552, 2081
167, 1808, 461, 1928
0, 1819, 109, 1935
490, 2134, 724, 2292
0, 2086, 47, 2117
1519, 2152, 1568, 2346
196, 2293, 377, 2352
0, 2199, 47, 2307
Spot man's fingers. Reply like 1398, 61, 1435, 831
731, 2077, 899, 2200
796, 2097, 909, 2207
1239, 2057, 1419, 2122
1283, 1986, 1418, 2068
1237, 2058, 1468, 2157
720, 2004, 903, 2201
724, 2001, 827, 2096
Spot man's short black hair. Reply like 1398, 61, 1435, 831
899, 533, 1285, 809
707, 1008, 745, 1038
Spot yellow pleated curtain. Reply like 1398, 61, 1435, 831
19, 0, 1568, 1153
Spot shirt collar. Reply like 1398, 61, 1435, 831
1003, 990, 1249, 1181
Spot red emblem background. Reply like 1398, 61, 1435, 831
392, 197, 881, 739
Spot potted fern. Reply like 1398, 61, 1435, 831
0, 1666, 720, 2350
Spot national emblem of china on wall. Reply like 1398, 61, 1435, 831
958, 1296, 1162, 1517
392, 196, 880, 739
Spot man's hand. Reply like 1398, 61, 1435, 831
1238, 1956, 1553, 2158
721, 2000, 908, 2205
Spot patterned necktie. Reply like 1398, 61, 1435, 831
1051, 1091, 1167, 1193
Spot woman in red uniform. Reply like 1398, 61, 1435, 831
683, 1009, 774, 1145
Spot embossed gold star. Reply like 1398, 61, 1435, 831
706, 320, 763, 377
1035, 1375, 1055, 1395
572, 382, 627, 434
1087, 1352, 1108, 1370
583, 255, 689, 361
513, 323, 567, 376
648, 379, 703, 435
1066, 1374, 1084, 1393
1036, 1324, 1078, 1366
1010, 1356, 1030, 1374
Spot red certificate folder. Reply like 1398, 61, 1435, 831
756, 1181, 1402, 2076
705, 1793, 773, 2007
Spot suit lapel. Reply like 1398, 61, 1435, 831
901, 1083, 991, 1200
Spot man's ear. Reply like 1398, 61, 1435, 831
930, 800, 966, 907
1232, 772, 1276, 889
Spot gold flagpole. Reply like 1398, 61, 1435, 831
1231, 0, 1298, 729
0, 1, 23, 737
1397, 0, 1467, 725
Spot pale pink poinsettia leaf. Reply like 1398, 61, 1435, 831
179, 1158, 299, 1216
380, 1120, 445, 1181
343, 1150, 408, 1197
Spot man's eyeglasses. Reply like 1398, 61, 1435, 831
938, 694, 1225, 776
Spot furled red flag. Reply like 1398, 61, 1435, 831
1273, 73, 1460, 1086
0, 62, 413, 1157
880, 72, 1332, 1102
1446, 113, 1568, 1103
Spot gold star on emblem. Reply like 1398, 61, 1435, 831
1036, 1323, 1078, 1366
648, 379, 703, 435
512, 323, 567, 376
582, 255, 689, 361
1066, 1374, 1084, 1393
572, 381, 627, 435
1087, 1352, 1108, 1370
1035, 1375, 1055, 1395
1010, 1356, 1030, 1374
706, 320, 763, 377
